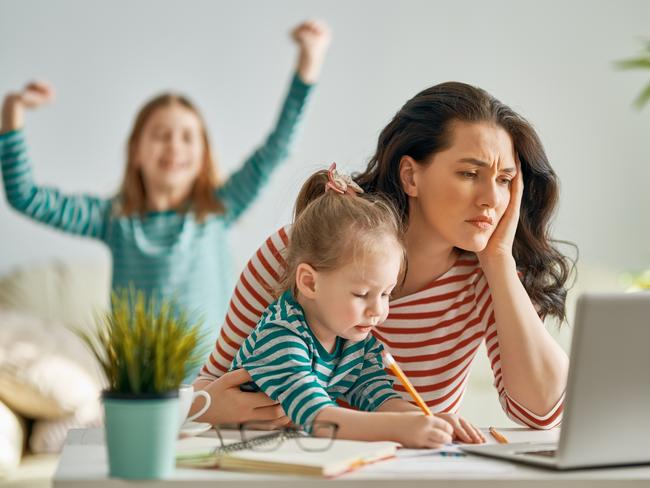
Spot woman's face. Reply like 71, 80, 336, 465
404, 120, 517, 252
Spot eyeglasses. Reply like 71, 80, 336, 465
213, 421, 339, 454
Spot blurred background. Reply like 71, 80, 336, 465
2, 0, 649, 276
0, 0, 649, 452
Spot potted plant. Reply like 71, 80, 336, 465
75, 289, 206, 479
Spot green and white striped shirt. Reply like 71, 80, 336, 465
0, 74, 313, 381
231, 290, 401, 427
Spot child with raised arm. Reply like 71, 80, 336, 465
0, 21, 330, 380
229, 164, 459, 448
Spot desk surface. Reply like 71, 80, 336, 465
54, 427, 650, 487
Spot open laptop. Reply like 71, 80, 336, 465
462, 292, 650, 469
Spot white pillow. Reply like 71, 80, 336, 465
0, 309, 103, 419
0, 260, 110, 329
0, 400, 25, 475
30, 397, 103, 454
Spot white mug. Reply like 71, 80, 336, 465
177, 384, 211, 430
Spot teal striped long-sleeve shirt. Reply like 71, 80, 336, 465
231, 290, 401, 428
0, 74, 313, 380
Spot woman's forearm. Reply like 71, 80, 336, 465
482, 256, 569, 415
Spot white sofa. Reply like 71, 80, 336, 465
0, 259, 626, 487
0, 260, 110, 487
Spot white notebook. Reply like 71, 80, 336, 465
177, 435, 398, 477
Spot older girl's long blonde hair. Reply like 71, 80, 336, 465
280, 167, 407, 297
119, 93, 223, 221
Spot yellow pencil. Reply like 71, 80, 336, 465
489, 426, 509, 444
382, 350, 433, 416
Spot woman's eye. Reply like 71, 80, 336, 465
353, 292, 368, 298
498, 177, 512, 185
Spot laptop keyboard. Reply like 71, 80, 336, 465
518, 449, 557, 458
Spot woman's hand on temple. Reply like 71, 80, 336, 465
194, 369, 291, 427
477, 155, 524, 266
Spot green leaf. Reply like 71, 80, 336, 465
71, 286, 207, 394
633, 83, 650, 109
614, 57, 650, 70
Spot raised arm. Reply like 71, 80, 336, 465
478, 164, 567, 428
218, 21, 330, 224
483, 305, 565, 429
1, 82, 110, 240
292, 20, 331, 84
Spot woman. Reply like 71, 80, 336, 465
192, 81, 573, 433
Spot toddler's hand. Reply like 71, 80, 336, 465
436, 412, 486, 444
395, 412, 454, 449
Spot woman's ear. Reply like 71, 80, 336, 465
399, 155, 419, 197
295, 263, 318, 299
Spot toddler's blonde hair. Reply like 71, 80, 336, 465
280, 168, 407, 297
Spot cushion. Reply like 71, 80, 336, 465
0, 261, 109, 453
0, 309, 103, 419
30, 398, 103, 454
0, 260, 110, 328
0, 400, 26, 475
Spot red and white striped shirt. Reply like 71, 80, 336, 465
199, 226, 564, 429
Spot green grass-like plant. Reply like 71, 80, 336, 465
615, 39, 650, 109
74, 288, 207, 394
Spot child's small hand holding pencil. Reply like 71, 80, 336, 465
382, 350, 486, 445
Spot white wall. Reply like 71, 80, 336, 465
2, 0, 649, 279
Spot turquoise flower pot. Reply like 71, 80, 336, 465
103, 390, 179, 479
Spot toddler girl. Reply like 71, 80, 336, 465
230, 164, 457, 448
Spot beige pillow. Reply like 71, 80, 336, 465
30, 397, 103, 454
0, 400, 25, 475
0, 310, 102, 419
0, 260, 110, 328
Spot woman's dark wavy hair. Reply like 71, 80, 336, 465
354, 81, 575, 322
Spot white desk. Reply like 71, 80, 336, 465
54, 427, 650, 487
